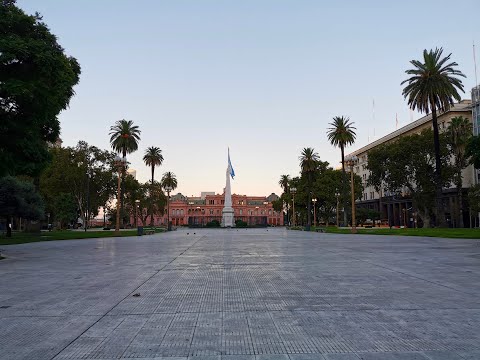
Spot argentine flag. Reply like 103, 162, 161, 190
228, 148, 235, 180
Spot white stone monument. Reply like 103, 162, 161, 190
221, 149, 235, 227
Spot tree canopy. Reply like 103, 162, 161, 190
367, 129, 453, 227
0, 176, 44, 235
0, 0, 81, 176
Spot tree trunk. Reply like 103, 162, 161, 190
341, 145, 347, 227
457, 174, 464, 228
121, 148, 127, 228
6, 216, 12, 237
431, 106, 447, 227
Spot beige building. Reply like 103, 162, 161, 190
346, 100, 473, 227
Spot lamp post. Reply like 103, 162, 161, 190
164, 185, 173, 231
345, 155, 358, 234
335, 192, 340, 227
312, 198, 317, 227
135, 199, 140, 227
114, 155, 127, 235
291, 187, 297, 226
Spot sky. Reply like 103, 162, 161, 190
18, 0, 480, 197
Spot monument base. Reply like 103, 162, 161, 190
221, 207, 235, 228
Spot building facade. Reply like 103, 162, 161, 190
346, 100, 474, 227
134, 192, 283, 227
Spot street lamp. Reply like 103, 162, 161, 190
114, 155, 127, 235
291, 187, 297, 226
312, 198, 317, 227
335, 191, 340, 227
344, 155, 358, 233
135, 199, 140, 227
164, 185, 173, 231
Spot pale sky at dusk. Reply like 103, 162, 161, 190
19, 0, 480, 197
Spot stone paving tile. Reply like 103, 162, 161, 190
2, 229, 480, 360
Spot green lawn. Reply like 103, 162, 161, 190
313, 226, 480, 239
0, 230, 141, 246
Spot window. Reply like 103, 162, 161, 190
210, 209, 214, 215
209, 200, 215, 205
239, 209, 243, 215
363, 193, 367, 201
221, 200, 225, 205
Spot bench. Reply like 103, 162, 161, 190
315, 228, 326, 233
144, 229, 155, 235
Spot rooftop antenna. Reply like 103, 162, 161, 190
371, 98, 375, 142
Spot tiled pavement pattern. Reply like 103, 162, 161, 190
1, 229, 480, 360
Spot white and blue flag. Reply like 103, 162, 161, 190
228, 148, 235, 179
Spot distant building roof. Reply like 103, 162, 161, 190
349, 100, 472, 156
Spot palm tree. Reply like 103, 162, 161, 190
143, 147, 164, 184
109, 119, 141, 227
161, 171, 178, 192
109, 119, 141, 158
278, 175, 290, 193
327, 116, 356, 226
299, 147, 319, 230
143, 147, 164, 225
447, 116, 472, 228
278, 174, 291, 224
401, 48, 465, 227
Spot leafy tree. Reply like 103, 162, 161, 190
0, 176, 44, 236
39, 142, 117, 228
327, 116, 356, 226
299, 148, 319, 229
0, 0, 81, 176
53, 192, 77, 229
468, 184, 480, 214
446, 116, 472, 227
124, 177, 166, 227
401, 48, 465, 227
367, 129, 453, 227
278, 175, 290, 223
143, 146, 164, 225
466, 135, 480, 169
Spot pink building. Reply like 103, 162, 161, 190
134, 192, 283, 227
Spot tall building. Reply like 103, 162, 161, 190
346, 100, 473, 227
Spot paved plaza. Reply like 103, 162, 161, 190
1, 229, 480, 360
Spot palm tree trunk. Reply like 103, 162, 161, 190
150, 165, 155, 226
431, 106, 447, 227
121, 148, 126, 228
341, 145, 347, 226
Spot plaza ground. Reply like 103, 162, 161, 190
1, 229, 480, 360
